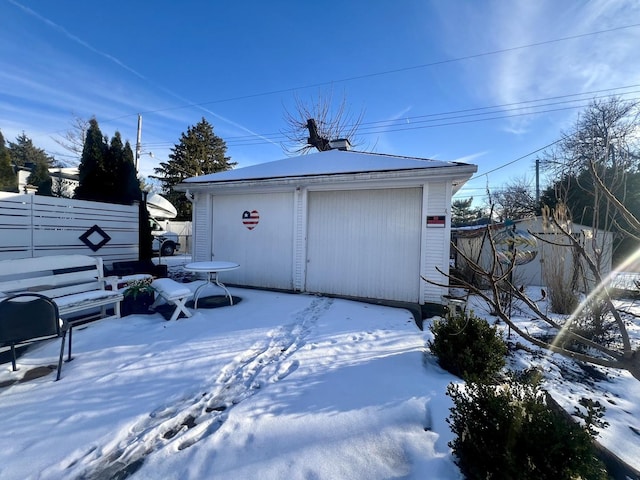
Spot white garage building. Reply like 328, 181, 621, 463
179, 148, 477, 305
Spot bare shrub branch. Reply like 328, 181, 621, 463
281, 89, 364, 154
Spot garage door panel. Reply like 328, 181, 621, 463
212, 193, 294, 289
306, 188, 421, 302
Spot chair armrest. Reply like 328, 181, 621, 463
59, 317, 71, 332
104, 276, 120, 291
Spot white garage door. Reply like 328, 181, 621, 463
212, 192, 294, 290
306, 188, 422, 302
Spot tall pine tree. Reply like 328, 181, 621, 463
8, 132, 55, 195
451, 197, 486, 227
104, 132, 141, 204
121, 139, 142, 204
75, 119, 140, 204
0, 131, 17, 192
8, 132, 55, 168
152, 117, 236, 219
27, 161, 53, 196
75, 118, 108, 202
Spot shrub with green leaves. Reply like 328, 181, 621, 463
428, 310, 507, 382
447, 376, 608, 480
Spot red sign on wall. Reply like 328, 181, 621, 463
242, 210, 260, 230
426, 215, 446, 227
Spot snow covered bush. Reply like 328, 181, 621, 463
428, 310, 507, 382
446, 374, 608, 480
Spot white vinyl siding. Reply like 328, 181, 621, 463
305, 188, 422, 302
292, 188, 307, 291
192, 193, 212, 261
421, 182, 451, 303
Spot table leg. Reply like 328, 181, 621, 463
213, 273, 234, 306
191, 272, 234, 308
192, 272, 213, 309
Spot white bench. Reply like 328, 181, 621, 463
151, 278, 193, 322
0, 255, 124, 359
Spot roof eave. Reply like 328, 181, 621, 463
175, 164, 477, 192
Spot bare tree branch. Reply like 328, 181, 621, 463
51, 114, 89, 165
427, 238, 640, 379
588, 158, 640, 233
281, 90, 364, 154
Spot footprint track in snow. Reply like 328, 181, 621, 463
65, 297, 334, 480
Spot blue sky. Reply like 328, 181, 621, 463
2, 0, 639, 203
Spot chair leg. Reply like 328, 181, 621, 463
56, 331, 67, 381
168, 299, 182, 321
179, 299, 193, 319
10, 344, 17, 371
168, 297, 192, 321
66, 326, 74, 362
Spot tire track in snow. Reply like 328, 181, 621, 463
64, 296, 333, 480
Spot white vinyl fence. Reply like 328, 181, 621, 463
0, 194, 139, 265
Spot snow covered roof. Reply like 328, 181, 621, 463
181, 149, 476, 186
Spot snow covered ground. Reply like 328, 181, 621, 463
465, 290, 640, 477
0, 272, 638, 479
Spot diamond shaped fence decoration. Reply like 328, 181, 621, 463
79, 225, 112, 252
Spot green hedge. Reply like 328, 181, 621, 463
428, 310, 507, 382
447, 377, 608, 480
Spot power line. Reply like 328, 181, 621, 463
356, 85, 640, 129
136, 86, 640, 149
35, 20, 640, 144
34, 21, 640, 158
468, 139, 563, 181
132, 23, 640, 117
136, 92, 640, 151
142, 97, 640, 150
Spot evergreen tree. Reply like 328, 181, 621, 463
0, 131, 17, 192
7, 132, 56, 168
541, 168, 640, 264
451, 197, 486, 227
103, 132, 123, 200
27, 160, 53, 196
152, 117, 236, 219
121, 140, 142, 204
76, 119, 142, 205
75, 118, 109, 202
8, 132, 55, 195
105, 132, 140, 204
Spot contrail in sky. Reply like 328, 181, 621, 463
7, 0, 276, 145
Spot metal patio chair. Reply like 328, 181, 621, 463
0, 293, 70, 381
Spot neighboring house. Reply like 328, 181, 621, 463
16, 165, 79, 197
452, 216, 613, 292
177, 146, 477, 305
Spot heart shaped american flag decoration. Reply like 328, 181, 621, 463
242, 210, 259, 230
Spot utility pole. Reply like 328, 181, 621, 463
535, 158, 540, 203
135, 114, 142, 172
